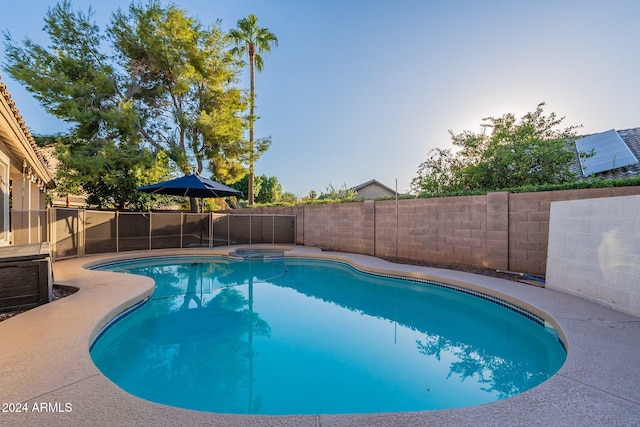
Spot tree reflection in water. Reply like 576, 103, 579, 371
416, 330, 551, 399
269, 259, 562, 403
92, 257, 565, 414
91, 259, 271, 413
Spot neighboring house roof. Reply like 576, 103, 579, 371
571, 128, 640, 180
50, 195, 87, 208
351, 179, 398, 199
0, 76, 54, 188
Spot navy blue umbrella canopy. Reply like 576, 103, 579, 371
135, 174, 242, 199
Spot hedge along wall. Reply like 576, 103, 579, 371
234, 185, 640, 276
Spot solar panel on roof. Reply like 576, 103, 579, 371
575, 129, 638, 176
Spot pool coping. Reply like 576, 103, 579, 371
1, 245, 639, 426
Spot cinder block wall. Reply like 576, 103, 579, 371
234, 186, 640, 276
546, 195, 640, 316
302, 202, 375, 256
374, 195, 489, 266
506, 186, 640, 275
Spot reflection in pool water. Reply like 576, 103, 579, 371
91, 257, 566, 415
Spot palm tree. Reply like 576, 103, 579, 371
229, 14, 278, 206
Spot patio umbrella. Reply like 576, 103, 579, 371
135, 174, 242, 199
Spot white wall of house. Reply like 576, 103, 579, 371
546, 195, 640, 316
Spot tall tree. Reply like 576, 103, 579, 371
3, 1, 248, 210
229, 14, 277, 206
37, 134, 174, 210
411, 103, 582, 196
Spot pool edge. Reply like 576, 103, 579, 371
1, 245, 638, 426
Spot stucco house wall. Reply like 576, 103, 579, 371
352, 179, 397, 199
0, 76, 54, 246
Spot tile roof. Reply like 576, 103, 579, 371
0, 75, 54, 188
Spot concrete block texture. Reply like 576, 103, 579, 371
547, 195, 640, 317
248, 186, 640, 284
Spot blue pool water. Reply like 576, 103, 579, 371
90, 256, 566, 415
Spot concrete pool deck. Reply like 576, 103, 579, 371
1, 245, 639, 426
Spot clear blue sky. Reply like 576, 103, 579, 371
2, 0, 639, 196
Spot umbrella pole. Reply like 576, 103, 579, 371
200, 198, 204, 245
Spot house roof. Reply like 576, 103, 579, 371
571, 128, 640, 180
0, 75, 54, 189
351, 179, 397, 195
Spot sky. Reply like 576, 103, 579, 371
1, 0, 639, 197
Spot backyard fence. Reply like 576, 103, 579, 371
10, 185, 640, 273
14, 208, 295, 261
234, 186, 640, 277
8, 187, 640, 317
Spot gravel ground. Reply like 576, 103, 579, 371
0, 286, 75, 322
382, 257, 543, 282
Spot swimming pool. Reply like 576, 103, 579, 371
90, 255, 566, 415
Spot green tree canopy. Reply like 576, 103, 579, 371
411, 103, 582, 196
229, 174, 282, 204
43, 135, 175, 209
255, 175, 282, 204
230, 174, 261, 202
3, 1, 249, 209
